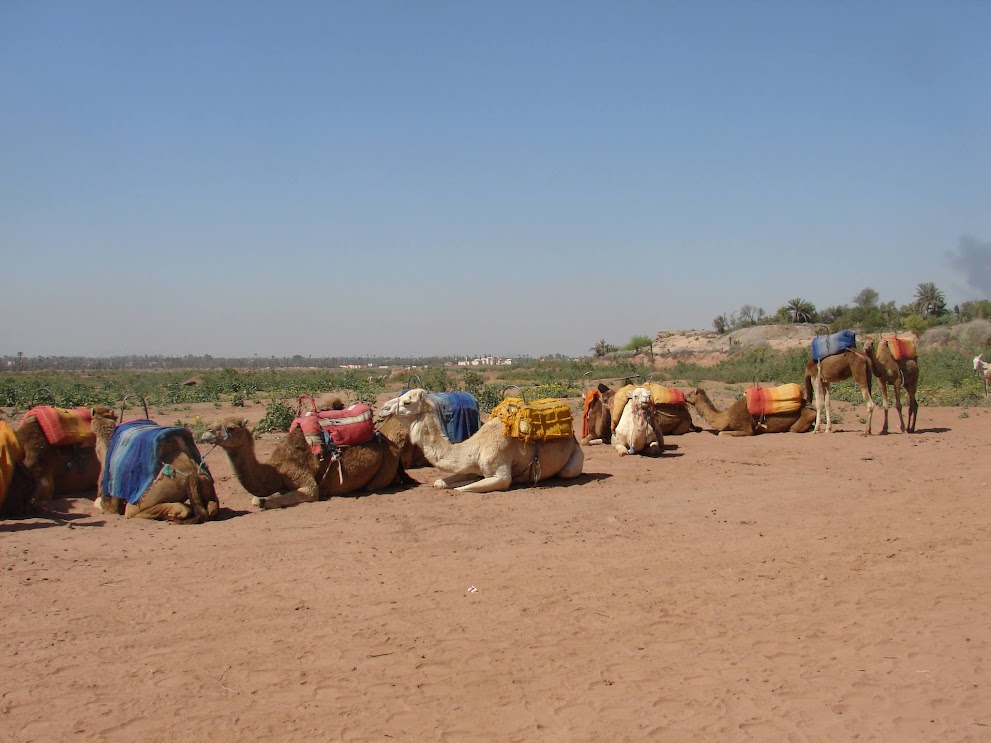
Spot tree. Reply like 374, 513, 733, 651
852, 287, 879, 310
784, 298, 817, 323
713, 315, 729, 334
738, 304, 765, 326
591, 339, 617, 357
914, 282, 946, 318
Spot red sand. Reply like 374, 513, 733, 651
2, 390, 990, 742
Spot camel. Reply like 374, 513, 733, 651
863, 337, 920, 433
379, 388, 584, 492
612, 387, 663, 455
580, 384, 615, 445
803, 350, 874, 434
16, 405, 111, 506
1, 422, 35, 517
201, 415, 404, 509
685, 388, 816, 436
91, 409, 219, 523
609, 383, 697, 437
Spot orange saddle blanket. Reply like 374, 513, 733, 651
884, 336, 917, 361
20, 406, 95, 447
745, 384, 805, 417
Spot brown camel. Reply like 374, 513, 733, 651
91, 410, 219, 523
803, 350, 874, 434
201, 416, 404, 509
686, 388, 816, 436
16, 406, 112, 506
580, 384, 615, 445
863, 337, 920, 434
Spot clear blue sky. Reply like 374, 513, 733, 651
2, 1, 989, 358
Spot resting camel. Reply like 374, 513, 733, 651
379, 388, 584, 492
1, 422, 36, 517
580, 384, 615, 445
16, 406, 109, 506
612, 387, 662, 455
863, 337, 919, 434
803, 350, 874, 434
610, 383, 697, 437
201, 415, 404, 509
91, 409, 219, 523
685, 388, 816, 436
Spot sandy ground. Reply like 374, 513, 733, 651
2, 388, 990, 742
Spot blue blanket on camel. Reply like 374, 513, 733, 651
101, 420, 206, 505
401, 391, 481, 442
811, 330, 857, 362
430, 392, 482, 443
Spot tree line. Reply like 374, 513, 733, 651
712, 283, 990, 336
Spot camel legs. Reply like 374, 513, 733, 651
454, 468, 513, 493
253, 485, 318, 510
812, 377, 831, 433
858, 384, 875, 436
125, 501, 195, 522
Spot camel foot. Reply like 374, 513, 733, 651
433, 478, 448, 489
251, 496, 264, 508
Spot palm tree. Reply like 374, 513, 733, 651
914, 282, 946, 318
785, 298, 817, 323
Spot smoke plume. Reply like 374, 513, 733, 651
947, 235, 991, 297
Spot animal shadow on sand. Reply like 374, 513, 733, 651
906, 426, 949, 435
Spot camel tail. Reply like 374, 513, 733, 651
803, 365, 815, 403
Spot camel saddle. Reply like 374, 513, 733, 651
101, 420, 209, 505
811, 330, 857, 362
20, 406, 95, 447
0, 421, 24, 505
883, 336, 917, 361
491, 397, 574, 443
291, 395, 375, 455
745, 383, 804, 417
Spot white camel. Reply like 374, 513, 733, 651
612, 387, 662, 456
974, 354, 991, 398
379, 389, 584, 492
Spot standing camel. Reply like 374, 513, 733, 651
803, 351, 874, 434
863, 337, 919, 433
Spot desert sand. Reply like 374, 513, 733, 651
2, 387, 990, 742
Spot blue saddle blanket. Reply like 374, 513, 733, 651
811, 330, 857, 362
428, 392, 482, 443
102, 420, 204, 505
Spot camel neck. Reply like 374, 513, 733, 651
224, 434, 284, 497
409, 408, 477, 472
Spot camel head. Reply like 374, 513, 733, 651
863, 337, 875, 354
381, 388, 433, 422
627, 387, 653, 412
201, 417, 251, 448
90, 405, 117, 422
974, 354, 985, 371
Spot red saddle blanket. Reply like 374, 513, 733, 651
884, 337, 917, 361
20, 406, 95, 447
289, 401, 375, 455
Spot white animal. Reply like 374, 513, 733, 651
612, 387, 662, 456
974, 354, 991, 398
379, 389, 584, 492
